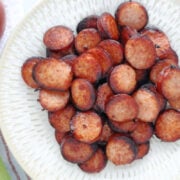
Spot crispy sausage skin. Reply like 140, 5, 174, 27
109, 64, 137, 94
115, 2, 148, 31
61, 135, 97, 163
78, 148, 107, 173
155, 109, 180, 142
97, 12, 119, 40
33, 58, 73, 91
43, 25, 74, 51
75, 28, 101, 54
21, 57, 42, 88
49, 105, 76, 132
39, 89, 70, 112
76, 15, 99, 33
98, 39, 124, 65
106, 135, 137, 165
71, 78, 96, 111
71, 111, 103, 144
105, 94, 138, 122
125, 35, 156, 69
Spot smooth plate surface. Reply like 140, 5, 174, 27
0, 0, 180, 179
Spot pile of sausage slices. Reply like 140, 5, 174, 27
21, 1, 180, 173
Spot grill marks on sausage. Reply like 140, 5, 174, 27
33, 58, 73, 91
115, 2, 148, 31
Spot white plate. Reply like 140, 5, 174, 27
0, 0, 180, 179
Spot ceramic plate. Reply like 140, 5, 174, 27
0, 0, 180, 179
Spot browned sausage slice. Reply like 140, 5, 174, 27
97, 12, 119, 40
75, 28, 101, 54
94, 82, 114, 113
73, 53, 102, 83
120, 26, 138, 45
98, 39, 123, 65
87, 47, 112, 77
33, 58, 73, 91
61, 135, 97, 163
109, 64, 137, 94
105, 94, 138, 122
115, 2, 148, 31
135, 69, 149, 86
157, 66, 180, 100
142, 83, 166, 111
43, 25, 74, 51
61, 54, 77, 66
130, 121, 153, 144
76, 15, 99, 33
71, 111, 103, 143
78, 148, 107, 173
39, 89, 69, 112
133, 88, 160, 122
98, 122, 114, 145
168, 97, 180, 111
21, 57, 42, 88
108, 119, 138, 133
49, 105, 76, 132
125, 36, 156, 69
150, 59, 178, 84
158, 48, 179, 63
55, 131, 69, 144
106, 135, 137, 165
71, 78, 96, 111
141, 27, 170, 58
155, 109, 180, 142
136, 142, 150, 159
